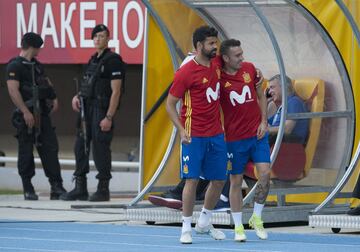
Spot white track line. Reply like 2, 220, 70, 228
0, 236, 281, 252
1, 227, 359, 248
0, 247, 79, 252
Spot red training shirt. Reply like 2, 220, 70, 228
169, 58, 223, 137
220, 62, 261, 141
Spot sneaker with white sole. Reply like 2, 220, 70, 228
249, 214, 268, 240
234, 225, 246, 242
180, 231, 192, 244
195, 223, 226, 240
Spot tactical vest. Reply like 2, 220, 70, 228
80, 50, 124, 109
9, 57, 56, 109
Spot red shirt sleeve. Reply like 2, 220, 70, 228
169, 66, 191, 98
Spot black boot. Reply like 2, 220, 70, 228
50, 181, 67, 200
22, 178, 38, 201
60, 176, 88, 201
89, 180, 110, 202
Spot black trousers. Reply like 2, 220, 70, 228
353, 174, 360, 199
74, 103, 113, 180
13, 113, 62, 184
170, 178, 210, 199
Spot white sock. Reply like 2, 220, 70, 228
220, 194, 229, 202
182, 216, 192, 233
198, 207, 212, 227
231, 212, 243, 228
253, 202, 264, 217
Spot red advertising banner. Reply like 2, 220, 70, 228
0, 0, 145, 64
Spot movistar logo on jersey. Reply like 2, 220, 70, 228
206, 82, 220, 103
229, 85, 253, 106
183, 156, 190, 162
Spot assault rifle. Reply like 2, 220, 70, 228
23, 61, 41, 147
74, 78, 88, 155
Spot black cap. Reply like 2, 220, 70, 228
21, 32, 43, 48
91, 24, 110, 39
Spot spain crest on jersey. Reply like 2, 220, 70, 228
183, 164, 189, 174
242, 72, 251, 83
225, 81, 232, 88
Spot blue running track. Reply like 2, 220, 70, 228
0, 220, 359, 252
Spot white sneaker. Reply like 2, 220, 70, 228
195, 223, 226, 240
234, 225, 247, 242
180, 231, 192, 244
249, 214, 268, 240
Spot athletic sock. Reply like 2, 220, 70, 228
198, 207, 212, 227
253, 202, 264, 217
182, 216, 192, 233
231, 212, 243, 228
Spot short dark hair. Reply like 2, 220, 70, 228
220, 39, 241, 56
192, 26, 218, 49
21, 32, 43, 49
92, 24, 110, 39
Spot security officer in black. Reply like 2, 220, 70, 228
6, 32, 66, 200
61, 24, 125, 202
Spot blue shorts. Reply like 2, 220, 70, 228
226, 133, 271, 175
180, 133, 227, 180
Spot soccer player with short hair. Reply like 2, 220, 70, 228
219, 39, 270, 241
166, 26, 227, 244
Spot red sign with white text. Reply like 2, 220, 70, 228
0, 0, 145, 64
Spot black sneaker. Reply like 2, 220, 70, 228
347, 206, 360, 216
161, 191, 182, 201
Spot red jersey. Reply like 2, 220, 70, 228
169, 58, 223, 137
220, 62, 261, 141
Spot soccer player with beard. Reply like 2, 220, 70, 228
166, 26, 227, 244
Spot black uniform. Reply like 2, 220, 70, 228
347, 174, 360, 215
74, 48, 125, 181
352, 174, 360, 199
6, 56, 64, 198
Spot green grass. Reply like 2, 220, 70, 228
0, 189, 22, 195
